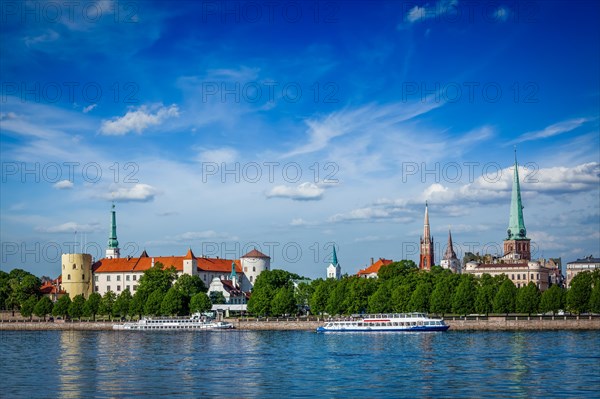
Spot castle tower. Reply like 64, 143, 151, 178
61, 253, 93, 298
503, 150, 531, 261
105, 203, 120, 259
419, 201, 434, 270
240, 248, 270, 291
326, 245, 342, 279
440, 229, 460, 273
183, 248, 198, 276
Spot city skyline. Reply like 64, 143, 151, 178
1, 1, 599, 278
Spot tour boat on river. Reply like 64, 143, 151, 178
316, 313, 449, 333
113, 313, 234, 331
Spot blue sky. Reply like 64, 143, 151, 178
1, 0, 599, 279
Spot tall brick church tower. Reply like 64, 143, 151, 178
419, 202, 434, 270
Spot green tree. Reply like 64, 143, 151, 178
589, 279, 600, 313
430, 278, 454, 315
161, 287, 185, 316
309, 279, 333, 315
174, 274, 207, 296
53, 295, 72, 318
33, 296, 54, 320
271, 286, 297, 316
144, 289, 164, 316
493, 279, 516, 314
378, 260, 418, 281
98, 291, 116, 320
190, 292, 212, 314
368, 284, 391, 313
68, 294, 86, 320
409, 282, 432, 312
247, 286, 273, 316
345, 277, 378, 314
5, 270, 41, 315
391, 283, 413, 312
114, 288, 132, 318
516, 282, 540, 315
475, 274, 500, 315
567, 272, 592, 314
326, 279, 348, 315
295, 281, 314, 313
540, 285, 565, 315
452, 277, 476, 315
83, 292, 102, 321
20, 295, 38, 320
136, 262, 177, 304
209, 291, 227, 304
129, 291, 145, 318
0, 270, 10, 310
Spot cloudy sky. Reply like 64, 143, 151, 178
1, 0, 599, 279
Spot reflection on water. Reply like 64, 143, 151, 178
1, 330, 599, 398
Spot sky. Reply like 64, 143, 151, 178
1, 0, 599, 279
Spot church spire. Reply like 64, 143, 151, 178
106, 203, 120, 259
419, 202, 434, 270
332, 245, 338, 266
444, 229, 457, 260
507, 149, 527, 240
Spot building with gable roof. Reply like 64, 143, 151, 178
357, 258, 394, 278
60, 205, 268, 298
463, 151, 563, 291
326, 246, 342, 279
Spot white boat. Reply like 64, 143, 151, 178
113, 313, 234, 331
316, 313, 449, 333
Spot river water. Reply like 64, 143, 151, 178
1, 330, 599, 398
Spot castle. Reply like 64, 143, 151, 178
60, 205, 269, 300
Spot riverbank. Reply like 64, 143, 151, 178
1, 315, 599, 331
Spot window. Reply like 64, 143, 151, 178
95, 286, 99, 292
95, 275, 99, 282
63, 264, 65, 270
537, 273, 539, 279
511, 274, 514, 279
117, 285, 121, 292
126, 275, 130, 281
107, 276, 111, 282
127, 285, 130, 291
67, 274, 71, 280
531, 274, 534, 279
107, 285, 111, 291
116, 275, 121, 281
133, 275, 137, 281
253, 266, 256, 272
82, 274, 85, 280
72, 264, 76, 270
517, 274, 520, 280
244, 267, 247, 272
250, 276, 253, 282
133, 285, 137, 291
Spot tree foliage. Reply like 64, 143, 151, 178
53, 295, 71, 318
20, 295, 38, 320
114, 288, 132, 318
567, 271, 592, 314
68, 294, 86, 320
190, 292, 212, 314
83, 292, 102, 320
34, 296, 54, 320
161, 287, 185, 316
493, 279, 516, 314
144, 289, 164, 316
516, 282, 540, 314
271, 286, 297, 316
98, 291, 116, 320
452, 276, 476, 315
540, 285, 565, 314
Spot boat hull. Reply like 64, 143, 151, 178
316, 325, 449, 333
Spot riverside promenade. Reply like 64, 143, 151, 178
1, 315, 599, 331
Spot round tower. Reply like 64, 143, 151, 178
61, 253, 93, 299
240, 248, 270, 291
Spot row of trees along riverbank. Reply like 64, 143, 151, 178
247, 261, 600, 317
0, 263, 228, 321
2, 261, 599, 320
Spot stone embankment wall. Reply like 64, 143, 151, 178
1, 316, 598, 331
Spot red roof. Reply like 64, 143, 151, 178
357, 258, 393, 276
93, 253, 242, 274
241, 249, 270, 259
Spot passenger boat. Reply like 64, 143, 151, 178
316, 313, 449, 333
113, 313, 234, 331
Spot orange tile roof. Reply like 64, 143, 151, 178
241, 248, 270, 258
92, 253, 242, 274
357, 258, 394, 276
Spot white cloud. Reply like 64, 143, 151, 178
35, 222, 101, 233
173, 230, 239, 241
53, 180, 74, 189
266, 182, 325, 201
24, 30, 60, 47
510, 117, 590, 144
403, 0, 458, 24
100, 183, 161, 202
100, 104, 180, 135
290, 218, 319, 227
83, 104, 97, 113
197, 147, 239, 164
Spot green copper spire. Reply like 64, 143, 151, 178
108, 203, 119, 248
231, 261, 237, 278
507, 150, 527, 240
332, 246, 338, 265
